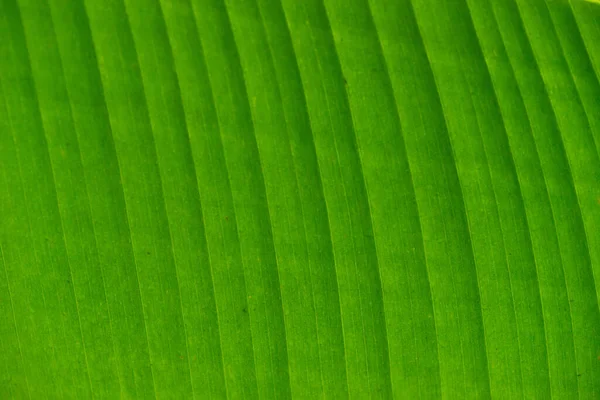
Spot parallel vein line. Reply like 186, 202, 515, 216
363, 1, 442, 397
14, 4, 95, 395
0, 242, 31, 399
487, 0, 555, 392
566, 0, 600, 160
189, 2, 263, 397
465, 53, 524, 395
543, 0, 600, 316
159, 0, 228, 395
254, 1, 331, 396
81, 1, 157, 396
119, 0, 198, 395
188, 5, 257, 398
44, 2, 124, 394
312, 2, 395, 394
454, 5, 527, 393
220, 1, 292, 395
301, 3, 372, 394
509, 2, 582, 397
465, 9, 538, 397
409, 0, 492, 394
0, 45, 62, 399
277, 3, 351, 396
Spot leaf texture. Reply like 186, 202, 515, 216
0, 0, 599, 398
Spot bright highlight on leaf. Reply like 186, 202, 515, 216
0, 0, 599, 399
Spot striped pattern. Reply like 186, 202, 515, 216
0, 0, 598, 398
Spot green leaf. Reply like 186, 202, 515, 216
0, 0, 599, 398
